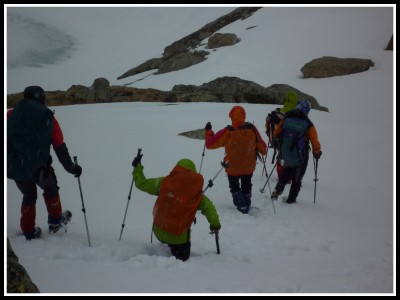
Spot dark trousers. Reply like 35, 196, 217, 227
274, 153, 309, 203
15, 166, 60, 204
227, 174, 253, 196
169, 241, 191, 262
15, 166, 61, 233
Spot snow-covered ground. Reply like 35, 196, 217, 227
5, 5, 394, 295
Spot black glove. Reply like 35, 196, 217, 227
205, 122, 212, 131
72, 164, 82, 178
132, 152, 143, 167
209, 224, 221, 234
313, 151, 322, 160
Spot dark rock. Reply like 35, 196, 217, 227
301, 56, 375, 78
7, 238, 40, 293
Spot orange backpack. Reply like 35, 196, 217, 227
153, 166, 204, 236
224, 123, 258, 176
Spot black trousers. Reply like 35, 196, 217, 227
274, 152, 309, 203
169, 241, 191, 262
227, 174, 253, 196
15, 166, 59, 205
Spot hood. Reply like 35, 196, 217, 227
229, 105, 246, 128
176, 158, 197, 172
281, 91, 299, 113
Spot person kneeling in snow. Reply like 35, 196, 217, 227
132, 154, 221, 262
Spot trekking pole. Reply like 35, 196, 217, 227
260, 161, 277, 215
260, 153, 267, 177
204, 160, 228, 254
260, 155, 272, 195
203, 161, 229, 193
260, 161, 277, 194
215, 231, 220, 254
73, 156, 91, 247
199, 142, 206, 174
119, 148, 142, 241
313, 157, 319, 204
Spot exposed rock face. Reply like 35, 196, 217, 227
156, 51, 208, 74
208, 33, 240, 49
385, 35, 393, 50
91, 77, 112, 101
7, 238, 40, 293
264, 84, 329, 112
301, 56, 375, 78
172, 77, 328, 112
7, 76, 328, 112
117, 7, 262, 80
178, 128, 206, 140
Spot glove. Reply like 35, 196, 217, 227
72, 164, 82, 178
313, 151, 322, 160
132, 152, 143, 167
209, 224, 221, 234
205, 122, 212, 131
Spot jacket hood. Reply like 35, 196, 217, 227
281, 91, 299, 113
229, 105, 246, 128
176, 158, 197, 172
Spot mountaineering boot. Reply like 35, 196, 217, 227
232, 191, 249, 213
24, 227, 42, 240
238, 193, 252, 214
271, 190, 280, 200
49, 210, 72, 234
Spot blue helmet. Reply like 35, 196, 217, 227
296, 99, 311, 116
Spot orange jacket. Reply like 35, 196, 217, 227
205, 106, 267, 176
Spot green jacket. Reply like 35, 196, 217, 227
133, 162, 220, 245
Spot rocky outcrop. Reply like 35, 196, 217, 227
171, 77, 328, 112
156, 51, 209, 74
264, 84, 329, 112
117, 7, 262, 80
385, 35, 393, 50
301, 56, 375, 78
7, 238, 40, 293
208, 33, 240, 49
178, 128, 206, 140
7, 76, 328, 112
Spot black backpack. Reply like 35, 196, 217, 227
266, 108, 285, 163
7, 99, 54, 181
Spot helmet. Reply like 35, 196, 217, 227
296, 99, 311, 116
23, 86, 46, 104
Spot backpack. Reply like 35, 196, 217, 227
225, 122, 259, 176
153, 165, 204, 236
7, 99, 54, 181
266, 109, 285, 148
279, 117, 308, 168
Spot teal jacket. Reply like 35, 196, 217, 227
133, 160, 220, 245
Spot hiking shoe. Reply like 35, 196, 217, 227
271, 190, 280, 200
24, 227, 42, 240
49, 210, 72, 234
61, 210, 72, 225
49, 223, 61, 234
237, 205, 250, 214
